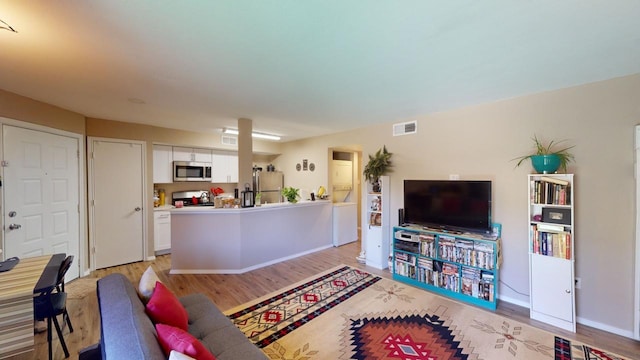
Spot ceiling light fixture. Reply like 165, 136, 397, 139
223, 128, 281, 141
0, 19, 17, 33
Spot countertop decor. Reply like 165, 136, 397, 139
281, 187, 300, 203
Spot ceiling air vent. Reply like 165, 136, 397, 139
221, 135, 238, 146
393, 121, 417, 136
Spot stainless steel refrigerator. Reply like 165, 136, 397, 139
253, 170, 284, 204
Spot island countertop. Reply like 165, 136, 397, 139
169, 199, 331, 214
170, 200, 333, 274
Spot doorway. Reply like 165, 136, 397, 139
329, 148, 362, 251
1, 120, 83, 280
88, 137, 147, 269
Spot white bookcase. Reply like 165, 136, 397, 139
365, 175, 390, 269
528, 174, 576, 332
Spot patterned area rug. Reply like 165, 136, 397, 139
226, 265, 629, 359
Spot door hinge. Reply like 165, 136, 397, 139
92, 247, 96, 254
1, 160, 8, 167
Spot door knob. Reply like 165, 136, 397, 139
134, 207, 142, 211
8, 224, 21, 230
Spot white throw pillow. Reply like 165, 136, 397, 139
169, 350, 196, 360
138, 265, 161, 302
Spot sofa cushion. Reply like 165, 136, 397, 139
97, 274, 166, 359
156, 324, 216, 360
180, 294, 269, 359
146, 281, 189, 331
138, 266, 161, 302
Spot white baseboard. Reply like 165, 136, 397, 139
498, 295, 636, 339
170, 244, 334, 275
575, 316, 635, 339
497, 294, 529, 308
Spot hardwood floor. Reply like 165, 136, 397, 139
12, 241, 640, 359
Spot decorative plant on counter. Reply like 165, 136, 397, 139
363, 145, 392, 192
512, 135, 575, 173
281, 187, 300, 203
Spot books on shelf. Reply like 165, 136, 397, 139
530, 224, 572, 259
540, 176, 569, 186
419, 234, 436, 257
530, 178, 571, 205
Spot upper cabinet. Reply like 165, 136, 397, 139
173, 147, 212, 163
153, 145, 173, 183
153, 145, 239, 184
211, 150, 239, 183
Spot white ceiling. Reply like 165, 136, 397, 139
1, 1, 639, 141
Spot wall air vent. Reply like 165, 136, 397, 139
221, 135, 238, 146
393, 121, 417, 136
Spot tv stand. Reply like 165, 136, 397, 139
392, 224, 501, 310
422, 226, 463, 235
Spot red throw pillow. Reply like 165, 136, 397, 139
156, 323, 216, 360
146, 282, 189, 330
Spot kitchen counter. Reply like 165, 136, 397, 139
153, 205, 175, 211
169, 199, 330, 213
170, 200, 333, 274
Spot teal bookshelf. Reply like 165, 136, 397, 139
392, 224, 501, 310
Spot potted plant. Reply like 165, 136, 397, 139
513, 135, 575, 173
363, 145, 392, 192
281, 187, 300, 203
254, 192, 262, 206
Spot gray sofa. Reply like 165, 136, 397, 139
79, 273, 267, 360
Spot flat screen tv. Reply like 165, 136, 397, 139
403, 180, 492, 234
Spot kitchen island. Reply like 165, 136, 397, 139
169, 200, 333, 274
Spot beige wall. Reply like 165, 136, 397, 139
275, 73, 640, 336
0, 89, 85, 133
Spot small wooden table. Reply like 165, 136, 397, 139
0, 254, 64, 359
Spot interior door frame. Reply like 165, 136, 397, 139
87, 136, 148, 271
634, 125, 640, 340
0, 116, 87, 275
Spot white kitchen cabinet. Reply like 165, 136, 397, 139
211, 150, 238, 183
153, 145, 173, 183
173, 146, 212, 163
154, 210, 171, 254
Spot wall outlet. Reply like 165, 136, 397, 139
575, 277, 581, 289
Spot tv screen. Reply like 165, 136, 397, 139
403, 180, 492, 234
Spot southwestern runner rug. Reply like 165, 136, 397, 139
226, 265, 630, 359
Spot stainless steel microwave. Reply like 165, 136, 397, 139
173, 161, 212, 182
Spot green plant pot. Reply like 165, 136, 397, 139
531, 154, 561, 174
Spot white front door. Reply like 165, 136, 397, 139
2, 125, 80, 279
89, 138, 145, 269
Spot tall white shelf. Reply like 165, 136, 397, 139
528, 174, 576, 332
365, 175, 390, 269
